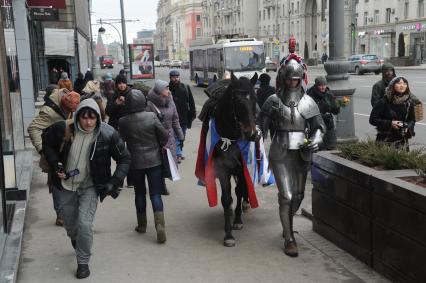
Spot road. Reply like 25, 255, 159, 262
150, 66, 426, 147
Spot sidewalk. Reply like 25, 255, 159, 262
16, 118, 389, 283
310, 63, 426, 71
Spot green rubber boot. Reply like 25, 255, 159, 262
135, 213, 147, 233
154, 212, 166, 243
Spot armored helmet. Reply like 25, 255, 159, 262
278, 59, 304, 88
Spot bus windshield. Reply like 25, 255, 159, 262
224, 45, 265, 72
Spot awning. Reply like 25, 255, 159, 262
27, 0, 66, 9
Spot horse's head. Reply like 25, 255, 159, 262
228, 72, 258, 139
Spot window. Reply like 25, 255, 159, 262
277, 24, 280, 35
196, 15, 201, 22
364, 12, 368, 25
282, 4, 285, 16
355, 13, 358, 26
297, 1, 299, 14
385, 8, 391, 23
404, 2, 409, 19
268, 8, 270, 19
263, 9, 265, 20
419, 0, 425, 17
196, 28, 201, 37
291, 2, 294, 14
259, 11, 261, 20
374, 10, 379, 24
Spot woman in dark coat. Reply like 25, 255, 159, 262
146, 80, 184, 195
119, 89, 169, 243
73, 72, 85, 95
369, 76, 416, 149
307, 76, 340, 150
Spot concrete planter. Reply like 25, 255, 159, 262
311, 151, 426, 283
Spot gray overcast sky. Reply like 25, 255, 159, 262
91, 0, 158, 43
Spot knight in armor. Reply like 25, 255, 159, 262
258, 59, 325, 257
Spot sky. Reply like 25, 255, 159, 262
91, 0, 158, 44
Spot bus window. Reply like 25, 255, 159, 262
224, 45, 265, 72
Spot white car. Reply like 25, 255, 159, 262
170, 60, 182, 68
160, 59, 171, 67
154, 60, 161, 67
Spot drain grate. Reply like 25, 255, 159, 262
5, 203, 15, 233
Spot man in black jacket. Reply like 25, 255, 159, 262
256, 73, 276, 108
169, 70, 196, 163
371, 63, 396, 107
42, 99, 130, 279
106, 74, 131, 130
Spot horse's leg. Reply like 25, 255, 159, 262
233, 175, 244, 230
218, 174, 235, 247
241, 177, 250, 213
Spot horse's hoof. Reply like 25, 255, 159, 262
232, 223, 243, 230
223, 238, 236, 247
242, 201, 250, 213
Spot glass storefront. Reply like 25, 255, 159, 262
0, 0, 18, 235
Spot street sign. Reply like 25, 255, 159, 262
30, 8, 58, 21
275, 39, 280, 45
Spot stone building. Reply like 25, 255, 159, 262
155, 0, 203, 61
355, 0, 426, 64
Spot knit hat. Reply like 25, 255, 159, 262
61, 91, 81, 113
314, 76, 327, 86
154, 79, 169, 94
115, 74, 127, 85
104, 73, 113, 81
169, 70, 180, 77
82, 80, 100, 94
61, 72, 69, 80
259, 73, 271, 84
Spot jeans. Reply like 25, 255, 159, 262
176, 125, 187, 157
131, 165, 164, 213
48, 172, 62, 217
59, 187, 98, 264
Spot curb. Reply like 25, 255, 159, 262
0, 150, 34, 283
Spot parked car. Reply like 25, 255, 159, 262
347, 54, 382, 75
181, 60, 190, 69
160, 59, 171, 67
265, 58, 278, 72
170, 60, 182, 68
154, 60, 161, 67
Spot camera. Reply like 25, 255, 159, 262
398, 122, 409, 138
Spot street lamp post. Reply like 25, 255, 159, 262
120, 0, 130, 81
324, 0, 357, 143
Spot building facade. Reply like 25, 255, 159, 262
134, 30, 155, 44
199, 0, 355, 62
27, 0, 93, 92
155, 0, 203, 61
355, 0, 426, 64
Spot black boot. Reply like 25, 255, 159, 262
76, 264, 90, 279
161, 182, 170, 196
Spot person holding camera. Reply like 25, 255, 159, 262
42, 98, 131, 279
307, 76, 341, 150
146, 80, 184, 195
369, 76, 416, 149
118, 89, 169, 242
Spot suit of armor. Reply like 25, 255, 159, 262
258, 59, 325, 256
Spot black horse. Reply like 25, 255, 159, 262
210, 73, 259, 247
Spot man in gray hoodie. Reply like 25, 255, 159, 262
42, 98, 130, 279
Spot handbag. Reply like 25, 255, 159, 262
160, 147, 172, 179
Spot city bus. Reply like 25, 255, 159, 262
189, 38, 266, 86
